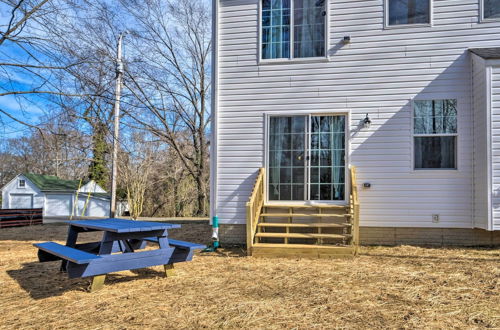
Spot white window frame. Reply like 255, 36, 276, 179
18, 179, 26, 188
384, 0, 433, 29
258, 0, 330, 64
412, 99, 459, 171
263, 111, 350, 205
480, 0, 500, 22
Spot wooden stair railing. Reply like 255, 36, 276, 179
246, 168, 265, 256
350, 166, 360, 255
246, 166, 360, 257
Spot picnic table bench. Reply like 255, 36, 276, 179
34, 218, 206, 291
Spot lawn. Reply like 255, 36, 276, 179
0, 224, 498, 329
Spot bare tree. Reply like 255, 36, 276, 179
118, 133, 158, 219
0, 0, 212, 218
120, 155, 152, 220
0, 118, 89, 182
0, 0, 84, 129
121, 0, 211, 216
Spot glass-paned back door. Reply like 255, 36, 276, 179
268, 115, 346, 202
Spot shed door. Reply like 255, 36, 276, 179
45, 194, 72, 216
10, 194, 33, 208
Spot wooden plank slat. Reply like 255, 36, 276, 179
34, 242, 101, 264
257, 222, 351, 228
253, 243, 352, 249
264, 204, 348, 209
0, 208, 43, 228
68, 219, 180, 233
255, 232, 350, 239
260, 213, 350, 217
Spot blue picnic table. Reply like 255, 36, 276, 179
34, 218, 206, 291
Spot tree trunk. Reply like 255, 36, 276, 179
194, 173, 207, 216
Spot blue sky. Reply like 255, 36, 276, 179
0, 4, 52, 138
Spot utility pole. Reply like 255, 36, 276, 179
110, 31, 127, 218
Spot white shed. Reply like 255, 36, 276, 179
1, 173, 111, 218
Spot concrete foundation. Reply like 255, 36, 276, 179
219, 224, 500, 247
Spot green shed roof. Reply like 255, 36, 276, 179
23, 173, 90, 192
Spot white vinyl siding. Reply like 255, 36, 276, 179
471, 54, 489, 230
88, 198, 109, 217
491, 66, 500, 230
215, 0, 500, 228
75, 195, 110, 217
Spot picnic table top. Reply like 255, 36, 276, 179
67, 218, 181, 233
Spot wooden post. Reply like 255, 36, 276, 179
350, 166, 360, 255
246, 202, 253, 256
353, 203, 360, 255
164, 264, 176, 277
90, 275, 106, 292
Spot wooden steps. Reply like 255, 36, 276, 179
252, 243, 355, 259
246, 167, 360, 259
260, 213, 350, 218
258, 222, 351, 228
255, 232, 350, 239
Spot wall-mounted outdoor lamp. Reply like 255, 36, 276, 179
363, 113, 371, 129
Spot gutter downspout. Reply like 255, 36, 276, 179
208, 0, 220, 250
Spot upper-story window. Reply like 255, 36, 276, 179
18, 179, 26, 188
413, 99, 458, 170
483, 0, 500, 20
261, 0, 326, 60
386, 0, 431, 27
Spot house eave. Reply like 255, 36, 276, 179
469, 47, 500, 60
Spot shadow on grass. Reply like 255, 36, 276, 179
7, 261, 167, 300
197, 246, 247, 258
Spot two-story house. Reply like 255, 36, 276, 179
210, 0, 500, 256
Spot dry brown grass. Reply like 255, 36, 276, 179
0, 224, 499, 329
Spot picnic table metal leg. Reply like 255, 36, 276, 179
90, 275, 106, 292
164, 264, 175, 277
